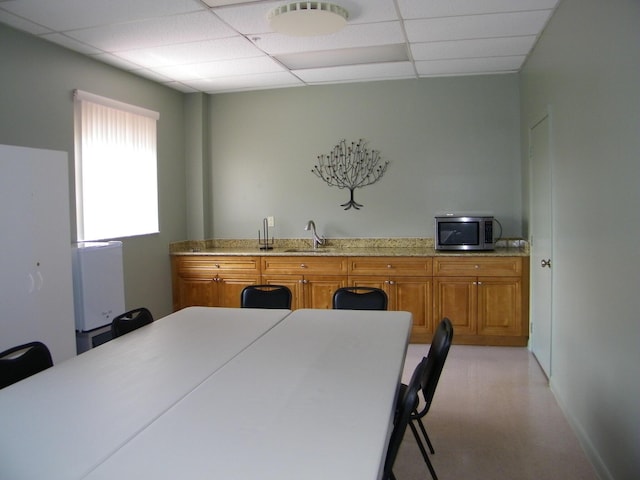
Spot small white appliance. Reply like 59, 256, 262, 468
72, 241, 125, 333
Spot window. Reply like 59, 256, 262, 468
74, 90, 159, 241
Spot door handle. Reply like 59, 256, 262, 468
541, 259, 551, 268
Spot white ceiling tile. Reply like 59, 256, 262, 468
184, 71, 303, 93
255, 21, 405, 55
89, 53, 147, 71
0, 0, 559, 93
202, 0, 258, 7
39, 33, 102, 55
405, 11, 553, 43
129, 69, 174, 83
154, 56, 284, 81
66, 11, 237, 52
113, 36, 263, 68
294, 61, 416, 83
0, 10, 52, 35
0, 0, 205, 31
397, 0, 559, 18
277, 43, 408, 70
411, 36, 536, 61
211, 0, 281, 34
415, 56, 525, 76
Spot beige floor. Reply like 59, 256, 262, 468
393, 345, 598, 480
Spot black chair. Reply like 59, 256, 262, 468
332, 286, 388, 310
241, 285, 292, 309
397, 317, 454, 480
111, 307, 154, 338
0, 341, 53, 389
383, 355, 429, 480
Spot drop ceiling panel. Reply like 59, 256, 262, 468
0, 0, 204, 31
411, 36, 537, 61
0, 9, 52, 35
0, 0, 560, 93
398, 0, 560, 18
416, 56, 525, 76
66, 11, 237, 52
40, 33, 103, 55
405, 11, 553, 43
183, 71, 303, 93
153, 56, 284, 81
256, 21, 406, 55
114, 36, 264, 68
294, 61, 416, 84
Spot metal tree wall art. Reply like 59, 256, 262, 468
311, 139, 389, 210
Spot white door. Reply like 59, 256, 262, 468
530, 114, 553, 378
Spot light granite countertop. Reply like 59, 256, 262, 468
170, 238, 529, 257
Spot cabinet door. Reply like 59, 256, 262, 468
261, 275, 304, 310
218, 275, 261, 308
304, 275, 348, 310
173, 277, 217, 310
392, 276, 434, 340
477, 277, 522, 336
433, 277, 477, 335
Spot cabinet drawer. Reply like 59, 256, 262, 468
173, 256, 261, 277
349, 257, 432, 276
433, 257, 522, 277
262, 256, 348, 275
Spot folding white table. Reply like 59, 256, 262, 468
0, 307, 290, 480
83, 309, 412, 480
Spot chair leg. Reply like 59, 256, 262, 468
416, 417, 435, 454
409, 421, 438, 480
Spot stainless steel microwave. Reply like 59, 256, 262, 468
435, 215, 495, 251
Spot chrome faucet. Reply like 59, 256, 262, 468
304, 220, 325, 249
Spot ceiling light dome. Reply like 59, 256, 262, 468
268, 2, 348, 37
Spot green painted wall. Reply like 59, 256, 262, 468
521, 0, 640, 478
0, 24, 187, 318
207, 76, 522, 240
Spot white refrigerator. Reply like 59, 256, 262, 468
72, 241, 125, 352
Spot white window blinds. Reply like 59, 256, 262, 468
74, 90, 159, 241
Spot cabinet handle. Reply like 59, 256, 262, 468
389, 280, 395, 285
387, 264, 392, 269
214, 264, 220, 268
477, 281, 482, 285
302, 279, 308, 284
300, 264, 307, 268
474, 265, 479, 269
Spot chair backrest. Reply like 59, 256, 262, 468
111, 307, 154, 338
383, 356, 429, 480
0, 341, 53, 389
241, 285, 292, 309
415, 317, 454, 419
332, 287, 388, 310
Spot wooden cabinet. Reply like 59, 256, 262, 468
261, 256, 348, 310
433, 257, 529, 346
171, 256, 261, 310
171, 253, 529, 346
348, 257, 433, 342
